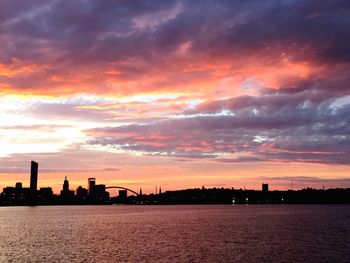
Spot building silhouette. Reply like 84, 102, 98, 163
88, 178, 96, 195
38, 187, 53, 201
15, 182, 22, 189
262, 183, 269, 193
87, 178, 109, 202
60, 176, 74, 200
118, 190, 127, 204
30, 161, 38, 193
76, 186, 88, 200
92, 184, 109, 201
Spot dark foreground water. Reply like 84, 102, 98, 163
0, 205, 349, 262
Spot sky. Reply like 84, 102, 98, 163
0, 0, 349, 194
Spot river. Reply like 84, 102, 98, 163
0, 205, 349, 262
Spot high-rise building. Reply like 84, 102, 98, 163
63, 176, 69, 191
88, 178, 96, 195
30, 161, 38, 193
15, 182, 22, 189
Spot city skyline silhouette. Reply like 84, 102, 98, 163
1, 161, 349, 206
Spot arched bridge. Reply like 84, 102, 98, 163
105, 186, 139, 196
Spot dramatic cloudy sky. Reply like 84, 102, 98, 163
0, 0, 349, 193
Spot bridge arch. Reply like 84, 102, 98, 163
105, 186, 139, 196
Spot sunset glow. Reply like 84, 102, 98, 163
0, 0, 349, 193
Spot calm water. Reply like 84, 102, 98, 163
0, 205, 349, 262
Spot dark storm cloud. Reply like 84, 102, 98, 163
0, 0, 350, 92
0, 0, 179, 63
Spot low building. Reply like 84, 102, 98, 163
76, 186, 88, 200
262, 183, 269, 193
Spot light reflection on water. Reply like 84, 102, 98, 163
0, 205, 349, 262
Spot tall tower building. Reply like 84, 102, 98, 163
30, 161, 38, 193
63, 176, 69, 191
88, 178, 96, 195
